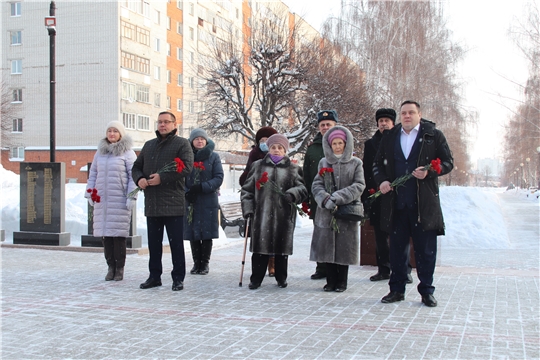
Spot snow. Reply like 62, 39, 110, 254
1, 164, 538, 250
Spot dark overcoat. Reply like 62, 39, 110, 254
310, 126, 365, 265
184, 139, 224, 240
373, 119, 453, 235
361, 130, 384, 224
241, 155, 308, 255
302, 132, 324, 219
132, 129, 193, 217
239, 145, 266, 186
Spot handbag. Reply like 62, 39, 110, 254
330, 166, 364, 222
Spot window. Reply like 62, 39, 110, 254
137, 115, 150, 130
166, 43, 171, 56
121, 51, 135, 70
166, 70, 171, 83
137, 27, 150, 46
11, 60, 22, 74
177, 99, 183, 111
189, 101, 195, 113
167, 96, 171, 109
122, 81, 136, 101
11, 2, 21, 16
121, 20, 136, 40
12, 89, 22, 102
136, 85, 150, 103
10, 146, 24, 160
177, 0, 183, 10
189, 2, 194, 15
189, 27, 194, 40
12, 118, 23, 132
153, 9, 160, 24
154, 38, 160, 52
154, 66, 160, 80
236, 8, 239, 19
123, 113, 136, 129
177, 22, 183, 35
10, 31, 22, 45
154, 93, 161, 107
198, 17, 204, 26
142, 1, 150, 18
177, 73, 183, 86
166, 16, 171, 30
189, 51, 194, 63
177, 47, 183, 61
137, 57, 150, 74
189, 77, 194, 89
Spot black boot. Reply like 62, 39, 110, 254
102, 237, 115, 281
335, 265, 349, 292
190, 241, 202, 274
113, 237, 126, 281
199, 240, 213, 275
324, 263, 338, 291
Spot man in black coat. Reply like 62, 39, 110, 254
361, 108, 413, 283
132, 111, 194, 291
373, 101, 453, 307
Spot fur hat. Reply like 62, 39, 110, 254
317, 110, 338, 124
255, 126, 277, 144
328, 129, 347, 145
375, 108, 396, 124
189, 128, 208, 143
106, 121, 126, 138
266, 134, 289, 152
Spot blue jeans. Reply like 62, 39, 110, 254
147, 216, 186, 282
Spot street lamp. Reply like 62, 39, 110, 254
520, 163, 525, 188
536, 146, 540, 188
525, 158, 531, 188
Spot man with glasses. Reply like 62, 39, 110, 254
132, 111, 193, 291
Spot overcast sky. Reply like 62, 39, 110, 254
283, 0, 533, 167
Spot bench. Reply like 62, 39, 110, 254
219, 201, 246, 237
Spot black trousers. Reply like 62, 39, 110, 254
147, 216, 186, 282
373, 222, 412, 276
250, 253, 288, 285
389, 208, 437, 295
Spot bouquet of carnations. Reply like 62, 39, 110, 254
128, 157, 185, 198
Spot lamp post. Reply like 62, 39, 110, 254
525, 158, 531, 188
520, 163, 524, 188
45, 1, 56, 162
536, 146, 540, 188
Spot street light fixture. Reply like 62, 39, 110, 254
536, 146, 540, 188
520, 163, 525, 188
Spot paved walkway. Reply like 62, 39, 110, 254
1, 191, 538, 359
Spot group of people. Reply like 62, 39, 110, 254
86, 100, 453, 308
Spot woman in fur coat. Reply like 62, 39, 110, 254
86, 121, 138, 281
310, 126, 365, 292
241, 134, 308, 290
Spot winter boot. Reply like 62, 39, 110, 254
199, 240, 213, 275
113, 237, 127, 281
190, 241, 202, 274
103, 237, 115, 281
335, 265, 349, 292
267, 256, 275, 277
324, 263, 338, 291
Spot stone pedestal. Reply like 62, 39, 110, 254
1, 230, 5, 242
13, 162, 70, 246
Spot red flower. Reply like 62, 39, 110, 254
255, 171, 269, 190
301, 202, 312, 216
174, 157, 186, 173
193, 161, 205, 171
86, 188, 92, 193
318, 167, 334, 177
88, 188, 101, 203
430, 158, 442, 174
368, 188, 376, 195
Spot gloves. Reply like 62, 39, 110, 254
87, 198, 94, 207
284, 193, 295, 204
190, 183, 203, 193
126, 198, 136, 211
324, 197, 337, 210
185, 191, 197, 203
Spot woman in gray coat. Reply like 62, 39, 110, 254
310, 126, 365, 292
184, 128, 224, 275
86, 121, 138, 281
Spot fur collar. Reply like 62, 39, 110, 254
322, 126, 354, 164
193, 139, 215, 161
98, 135, 133, 156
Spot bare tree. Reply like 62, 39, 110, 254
0, 77, 19, 150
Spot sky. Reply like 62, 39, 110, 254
283, 0, 533, 167
1, 164, 538, 248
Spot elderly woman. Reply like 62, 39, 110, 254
184, 128, 224, 275
86, 121, 138, 281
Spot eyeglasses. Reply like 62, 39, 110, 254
157, 120, 175, 125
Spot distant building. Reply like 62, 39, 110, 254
477, 158, 501, 177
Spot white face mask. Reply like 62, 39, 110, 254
259, 142, 269, 152
335, 154, 343, 159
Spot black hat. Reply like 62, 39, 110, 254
375, 108, 396, 124
255, 126, 277, 144
317, 110, 338, 124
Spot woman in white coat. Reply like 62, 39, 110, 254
86, 121, 138, 281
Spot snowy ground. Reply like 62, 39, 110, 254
1, 164, 538, 250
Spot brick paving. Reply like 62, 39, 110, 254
1, 191, 538, 359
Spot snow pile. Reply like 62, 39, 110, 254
440, 187, 511, 249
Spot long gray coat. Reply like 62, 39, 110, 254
310, 126, 365, 265
241, 155, 308, 255
87, 136, 137, 237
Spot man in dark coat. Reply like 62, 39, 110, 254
303, 110, 337, 280
132, 111, 194, 291
373, 101, 453, 307
361, 108, 412, 283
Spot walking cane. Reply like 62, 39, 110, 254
239, 217, 250, 287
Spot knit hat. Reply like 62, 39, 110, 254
266, 134, 289, 152
189, 128, 209, 143
375, 108, 396, 124
255, 126, 277, 144
328, 129, 347, 145
317, 110, 338, 124
106, 121, 126, 138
